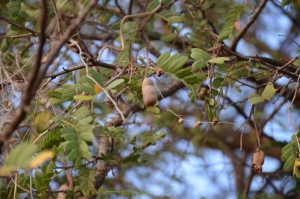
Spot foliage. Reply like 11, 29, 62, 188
0, 0, 300, 198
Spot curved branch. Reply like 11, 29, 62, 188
230, 0, 268, 51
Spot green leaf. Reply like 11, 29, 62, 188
235, 85, 241, 93
46, 161, 55, 174
146, 0, 169, 12
61, 87, 77, 101
48, 90, 62, 98
175, 68, 192, 79
61, 128, 77, 141
167, 16, 183, 23
72, 107, 90, 121
122, 21, 136, 33
7, 1, 21, 17
89, 69, 105, 88
57, 141, 78, 151
68, 149, 79, 161
122, 154, 141, 164
156, 51, 170, 67
79, 140, 89, 153
40, 129, 61, 150
281, 144, 297, 162
158, 131, 166, 139
78, 168, 95, 195
79, 85, 95, 95
107, 79, 124, 89
115, 45, 130, 66
284, 154, 297, 171
33, 170, 42, 191
74, 157, 81, 170
183, 75, 198, 85
219, 5, 245, 41
160, 53, 181, 71
213, 77, 223, 89
4, 143, 37, 168
190, 48, 212, 61
282, 142, 297, 154
121, 190, 133, 197
1, 38, 12, 52
79, 132, 94, 142
79, 116, 93, 124
73, 95, 94, 101
130, 134, 137, 145
291, 134, 300, 143
206, 106, 213, 121
167, 56, 189, 73
81, 150, 92, 160
208, 57, 230, 64
217, 63, 228, 73
248, 94, 264, 105
77, 125, 92, 135
195, 73, 207, 84
147, 106, 160, 114
262, 83, 275, 101
192, 60, 207, 69
161, 34, 177, 43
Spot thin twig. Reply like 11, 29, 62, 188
97, 0, 162, 60
50, 0, 63, 36
69, 39, 126, 122
0, 16, 39, 36
239, 105, 255, 153
251, 105, 261, 149
287, 75, 300, 156
277, 55, 300, 71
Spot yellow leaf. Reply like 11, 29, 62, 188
293, 158, 300, 177
0, 166, 17, 176
94, 84, 101, 94
30, 151, 54, 168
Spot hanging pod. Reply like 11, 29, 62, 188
142, 78, 157, 107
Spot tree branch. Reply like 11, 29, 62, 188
0, 0, 48, 151
230, 0, 268, 51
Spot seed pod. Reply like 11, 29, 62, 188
234, 21, 241, 31
193, 121, 202, 128
252, 150, 265, 174
142, 78, 157, 107
198, 87, 207, 100
178, 118, 184, 124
